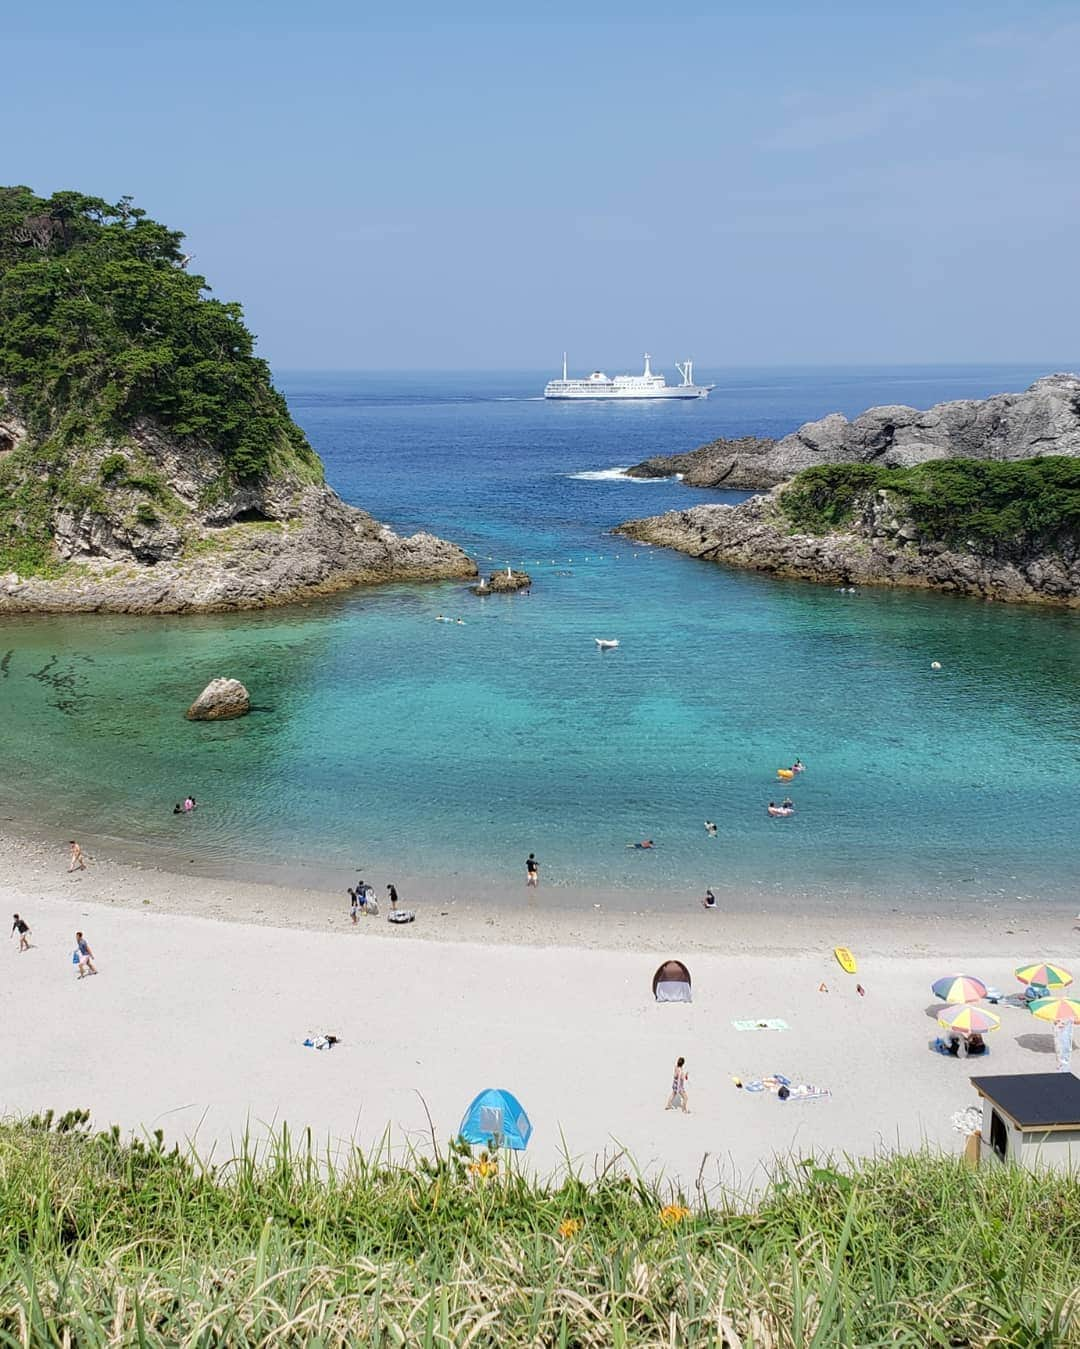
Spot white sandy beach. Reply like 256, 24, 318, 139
2, 832, 1076, 1194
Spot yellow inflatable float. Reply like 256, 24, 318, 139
777, 768, 795, 780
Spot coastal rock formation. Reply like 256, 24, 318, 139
186, 678, 251, 721
470, 569, 531, 595
0, 421, 476, 614
625, 375, 1080, 489
0, 187, 476, 614
618, 468, 1080, 608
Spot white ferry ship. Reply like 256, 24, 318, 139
544, 353, 713, 400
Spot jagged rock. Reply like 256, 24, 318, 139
625, 374, 1080, 489
470, 569, 531, 595
186, 677, 251, 721
618, 488, 1080, 609
0, 405, 477, 613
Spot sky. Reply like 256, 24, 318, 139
6, 0, 1080, 370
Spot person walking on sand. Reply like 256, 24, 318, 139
349, 887, 360, 925
387, 883, 399, 912
74, 931, 97, 977
68, 840, 86, 872
11, 913, 30, 952
525, 853, 539, 888
666, 1056, 690, 1113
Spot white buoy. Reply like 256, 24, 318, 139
931, 661, 942, 670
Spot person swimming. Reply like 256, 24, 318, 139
628, 840, 655, 849
183, 795, 196, 812
781, 797, 793, 810
702, 888, 717, 909
704, 820, 717, 837
792, 759, 804, 773
173, 803, 183, 815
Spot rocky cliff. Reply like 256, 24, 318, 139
625, 375, 1080, 489
0, 187, 474, 612
618, 459, 1080, 608
0, 401, 473, 613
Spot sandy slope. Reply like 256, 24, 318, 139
3, 846, 1073, 1194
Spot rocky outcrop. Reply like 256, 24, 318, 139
186, 678, 251, 721
0, 410, 476, 614
618, 490, 1080, 608
625, 375, 1080, 489
470, 569, 531, 595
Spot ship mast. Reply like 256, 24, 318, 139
562, 352, 567, 381
643, 352, 652, 377
675, 359, 693, 386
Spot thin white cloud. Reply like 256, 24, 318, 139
760, 79, 974, 152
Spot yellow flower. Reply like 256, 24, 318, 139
659, 1203, 690, 1227
468, 1152, 498, 1178
558, 1218, 582, 1239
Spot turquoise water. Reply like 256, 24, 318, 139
2, 365, 1078, 909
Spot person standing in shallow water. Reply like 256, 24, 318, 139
68, 840, 86, 872
525, 853, 539, 888
666, 1057, 689, 1113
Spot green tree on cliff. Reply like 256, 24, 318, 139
0, 187, 319, 482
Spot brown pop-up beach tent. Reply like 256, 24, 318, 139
652, 960, 692, 1002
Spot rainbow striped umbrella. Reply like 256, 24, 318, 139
1029, 998, 1080, 1024
931, 975, 987, 1004
937, 1005, 1000, 1035
1015, 963, 1073, 991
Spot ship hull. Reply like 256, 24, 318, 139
544, 386, 710, 401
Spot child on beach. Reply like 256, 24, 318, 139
526, 853, 539, 888
68, 840, 86, 872
11, 914, 30, 951
666, 1057, 690, 1113
349, 888, 360, 924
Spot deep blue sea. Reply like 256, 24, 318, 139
2, 364, 1078, 911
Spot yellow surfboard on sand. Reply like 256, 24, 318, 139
834, 946, 857, 974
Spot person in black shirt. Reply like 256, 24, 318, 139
525, 853, 539, 888
11, 913, 30, 952
386, 883, 399, 911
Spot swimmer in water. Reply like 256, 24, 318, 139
702, 889, 717, 910
628, 840, 655, 850
781, 797, 793, 810
704, 820, 717, 837
792, 759, 804, 773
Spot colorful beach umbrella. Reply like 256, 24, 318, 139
1015, 963, 1073, 991
937, 1004, 1000, 1035
931, 975, 987, 1004
1029, 998, 1080, 1024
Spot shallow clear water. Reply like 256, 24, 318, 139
2, 365, 1078, 908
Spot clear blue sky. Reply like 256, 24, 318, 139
7, 1, 1079, 369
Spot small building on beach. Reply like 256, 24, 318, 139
971, 1073, 1080, 1171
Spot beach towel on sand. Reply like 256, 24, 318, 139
732, 1018, 789, 1031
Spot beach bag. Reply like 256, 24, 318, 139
72, 951, 80, 965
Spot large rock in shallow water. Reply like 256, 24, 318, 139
186, 678, 251, 721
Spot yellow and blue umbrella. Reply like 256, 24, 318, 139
1015, 963, 1073, 991
1029, 997, 1080, 1025
937, 1004, 1000, 1035
932, 975, 987, 1004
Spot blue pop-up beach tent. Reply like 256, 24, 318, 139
459, 1088, 533, 1150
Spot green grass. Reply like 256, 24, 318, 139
779, 456, 1080, 551
1, 1112, 1078, 1346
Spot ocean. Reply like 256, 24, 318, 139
2, 364, 1078, 911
